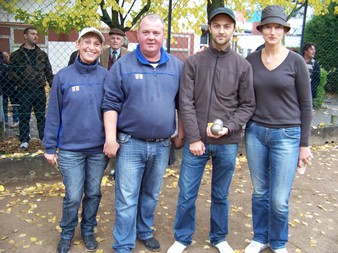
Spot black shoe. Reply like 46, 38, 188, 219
57, 238, 71, 253
83, 235, 98, 252
141, 237, 161, 252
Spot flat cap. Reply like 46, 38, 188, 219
109, 28, 125, 36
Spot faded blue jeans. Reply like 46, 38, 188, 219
173, 142, 238, 246
58, 150, 108, 240
112, 132, 171, 253
245, 121, 300, 250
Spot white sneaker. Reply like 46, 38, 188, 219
273, 248, 288, 253
20, 142, 29, 149
245, 241, 269, 253
167, 241, 187, 253
215, 241, 234, 253
11, 122, 19, 128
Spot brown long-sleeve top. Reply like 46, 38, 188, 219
179, 46, 256, 145
246, 50, 312, 147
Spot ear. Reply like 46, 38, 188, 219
76, 40, 80, 50
208, 24, 211, 34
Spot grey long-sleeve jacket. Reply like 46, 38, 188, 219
180, 46, 256, 144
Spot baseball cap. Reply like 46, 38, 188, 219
78, 27, 105, 43
209, 7, 236, 24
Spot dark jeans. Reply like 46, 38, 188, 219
3, 89, 19, 123
18, 88, 46, 142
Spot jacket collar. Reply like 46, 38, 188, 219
135, 45, 169, 66
74, 56, 99, 74
19, 44, 41, 51
208, 44, 231, 56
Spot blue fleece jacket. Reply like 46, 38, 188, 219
102, 46, 183, 139
43, 57, 108, 154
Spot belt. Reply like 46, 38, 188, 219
140, 138, 166, 142
119, 132, 168, 142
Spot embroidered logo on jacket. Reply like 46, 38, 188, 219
135, 74, 143, 79
72, 86, 80, 92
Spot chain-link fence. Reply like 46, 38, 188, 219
1, 1, 337, 151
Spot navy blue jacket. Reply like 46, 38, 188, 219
43, 57, 108, 154
102, 46, 183, 139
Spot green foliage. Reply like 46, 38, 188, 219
304, 2, 338, 95
313, 68, 328, 108
1, 0, 336, 35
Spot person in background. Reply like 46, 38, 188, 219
8, 27, 54, 149
100, 28, 130, 70
1, 52, 19, 128
167, 6, 255, 253
244, 5, 313, 253
102, 14, 184, 253
43, 27, 109, 253
123, 36, 129, 49
67, 50, 78, 66
303, 42, 321, 104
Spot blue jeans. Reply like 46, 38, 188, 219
113, 133, 171, 253
58, 150, 108, 240
173, 142, 238, 246
245, 122, 300, 250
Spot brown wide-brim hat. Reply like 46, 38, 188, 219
256, 5, 291, 32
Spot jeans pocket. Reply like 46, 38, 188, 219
162, 138, 172, 147
117, 132, 131, 144
245, 121, 255, 130
282, 127, 301, 139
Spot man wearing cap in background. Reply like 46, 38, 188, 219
167, 6, 255, 253
100, 28, 130, 70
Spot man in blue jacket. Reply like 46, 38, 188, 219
102, 14, 185, 253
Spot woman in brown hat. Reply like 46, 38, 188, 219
244, 5, 313, 253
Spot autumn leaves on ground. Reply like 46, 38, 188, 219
0, 143, 337, 253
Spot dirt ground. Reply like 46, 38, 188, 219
0, 143, 337, 253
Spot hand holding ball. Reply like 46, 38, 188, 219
211, 119, 223, 135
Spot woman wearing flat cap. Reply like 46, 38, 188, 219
244, 5, 313, 253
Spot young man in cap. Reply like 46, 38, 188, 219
100, 28, 130, 70
167, 6, 255, 253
